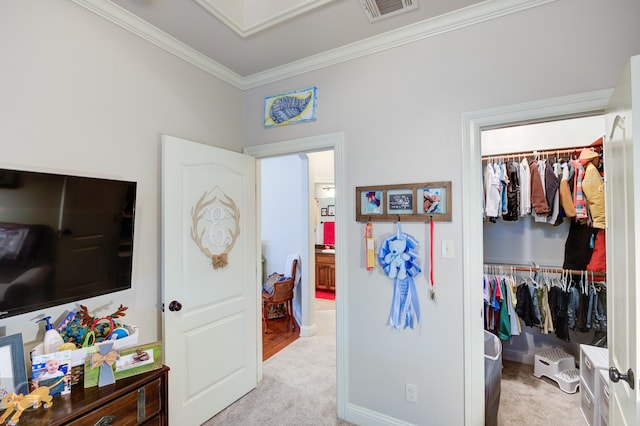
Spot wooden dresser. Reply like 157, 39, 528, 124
17, 365, 169, 425
315, 251, 335, 292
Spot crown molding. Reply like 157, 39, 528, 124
71, 0, 557, 90
70, 0, 244, 89
242, 0, 557, 88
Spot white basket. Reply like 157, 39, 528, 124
32, 324, 139, 366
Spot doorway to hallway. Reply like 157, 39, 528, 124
245, 132, 346, 419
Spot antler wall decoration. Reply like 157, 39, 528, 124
191, 186, 241, 269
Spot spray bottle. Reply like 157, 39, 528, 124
37, 316, 64, 354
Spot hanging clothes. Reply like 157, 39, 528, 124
500, 163, 509, 216
572, 159, 588, 220
549, 286, 570, 342
484, 162, 502, 222
497, 278, 511, 341
581, 149, 606, 229
534, 160, 550, 223
544, 159, 561, 225
559, 161, 576, 218
483, 269, 521, 340
504, 276, 521, 336
503, 161, 520, 221
544, 160, 559, 213
481, 142, 608, 349
519, 157, 531, 216
566, 286, 580, 330
515, 281, 537, 327
587, 229, 607, 272
563, 220, 597, 270
530, 159, 549, 216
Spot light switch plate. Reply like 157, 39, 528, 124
441, 240, 454, 258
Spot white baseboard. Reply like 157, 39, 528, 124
344, 403, 415, 426
299, 323, 317, 337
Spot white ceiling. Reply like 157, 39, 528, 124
73, 0, 556, 88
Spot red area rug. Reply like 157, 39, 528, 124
315, 290, 335, 300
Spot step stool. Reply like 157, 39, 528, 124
533, 348, 580, 393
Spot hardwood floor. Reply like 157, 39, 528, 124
262, 298, 335, 361
262, 315, 299, 361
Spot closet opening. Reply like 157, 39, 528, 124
480, 114, 608, 425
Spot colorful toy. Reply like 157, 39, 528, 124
383, 238, 410, 279
76, 304, 128, 347
58, 304, 128, 349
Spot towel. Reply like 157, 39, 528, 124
323, 221, 335, 245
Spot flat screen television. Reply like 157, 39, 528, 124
0, 168, 136, 318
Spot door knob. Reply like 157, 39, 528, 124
609, 367, 635, 389
168, 301, 182, 312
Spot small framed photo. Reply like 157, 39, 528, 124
327, 205, 335, 216
387, 188, 414, 215
0, 334, 29, 396
356, 188, 384, 221
31, 350, 73, 396
418, 182, 450, 216
84, 341, 163, 387
321, 208, 328, 216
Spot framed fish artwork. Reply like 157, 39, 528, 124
264, 87, 317, 128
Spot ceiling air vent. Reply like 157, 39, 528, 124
360, 0, 418, 23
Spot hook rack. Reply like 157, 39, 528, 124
355, 181, 452, 222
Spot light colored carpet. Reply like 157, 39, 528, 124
499, 360, 584, 425
206, 305, 352, 426
207, 299, 584, 426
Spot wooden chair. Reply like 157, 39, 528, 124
262, 259, 297, 334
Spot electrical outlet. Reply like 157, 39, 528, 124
405, 383, 418, 403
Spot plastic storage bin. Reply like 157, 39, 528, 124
484, 331, 502, 426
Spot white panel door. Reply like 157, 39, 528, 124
605, 55, 640, 425
162, 135, 257, 425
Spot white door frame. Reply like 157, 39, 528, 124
244, 132, 346, 419
461, 90, 612, 424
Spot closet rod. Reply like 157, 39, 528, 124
484, 263, 606, 278
481, 135, 604, 162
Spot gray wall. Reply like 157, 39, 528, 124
261, 154, 307, 324
0, 0, 243, 347
2, 0, 639, 424
242, 0, 640, 423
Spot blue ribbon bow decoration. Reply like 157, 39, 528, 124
378, 224, 422, 329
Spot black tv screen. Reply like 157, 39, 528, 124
0, 168, 136, 318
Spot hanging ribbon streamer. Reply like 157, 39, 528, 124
428, 219, 436, 301
378, 222, 422, 329
365, 221, 375, 271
